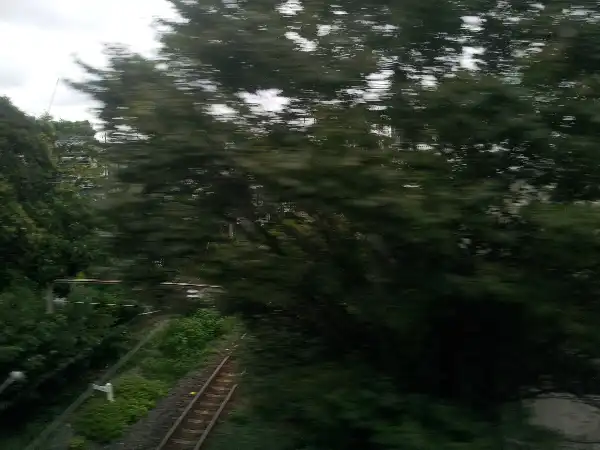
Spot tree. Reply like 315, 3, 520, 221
0, 98, 101, 287
76, 0, 600, 448
33, 116, 109, 196
51, 119, 107, 193
0, 99, 133, 434
40, 117, 116, 282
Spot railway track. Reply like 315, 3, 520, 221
156, 354, 238, 450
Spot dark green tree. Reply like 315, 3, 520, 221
75, 1, 600, 448
49, 118, 107, 194
0, 99, 131, 435
0, 98, 101, 287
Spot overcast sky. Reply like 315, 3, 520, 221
0, 0, 177, 124
1, 1, 475, 127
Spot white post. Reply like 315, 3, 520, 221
92, 382, 115, 402
106, 382, 114, 402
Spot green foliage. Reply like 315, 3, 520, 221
76, 0, 600, 448
159, 310, 224, 358
73, 374, 168, 443
0, 91, 129, 450
74, 311, 228, 443
139, 310, 227, 383
0, 282, 136, 443
68, 436, 87, 450
50, 119, 108, 194
0, 97, 100, 288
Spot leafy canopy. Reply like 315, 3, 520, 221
76, 0, 600, 448
0, 98, 101, 287
0, 99, 130, 440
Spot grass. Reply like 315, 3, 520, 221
70, 309, 239, 446
72, 373, 170, 443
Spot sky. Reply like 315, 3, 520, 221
0, 0, 177, 124
0, 1, 475, 127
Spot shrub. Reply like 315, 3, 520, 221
73, 311, 230, 444
159, 309, 224, 360
0, 282, 132, 423
73, 374, 168, 443
68, 436, 87, 450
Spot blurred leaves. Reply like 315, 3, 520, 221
0, 98, 131, 440
0, 97, 102, 288
75, 0, 600, 448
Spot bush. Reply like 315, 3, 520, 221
137, 310, 227, 383
159, 309, 224, 360
0, 281, 133, 429
73, 311, 230, 444
73, 374, 168, 443
68, 436, 87, 450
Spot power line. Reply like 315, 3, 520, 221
52, 297, 153, 310
48, 279, 222, 311
24, 316, 169, 450
53, 278, 222, 290
48, 278, 220, 313
55, 299, 135, 307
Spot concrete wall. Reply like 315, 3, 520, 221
531, 395, 600, 449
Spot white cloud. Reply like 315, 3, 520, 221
0, 0, 177, 124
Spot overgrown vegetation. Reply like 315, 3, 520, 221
73, 374, 169, 443
0, 284, 142, 448
0, 98, 142, 448
72, 310, 231, 444
74, 0, 600, 448
0, 95, 232, 448
4, 0, 600, 447
0, 99, 102, 288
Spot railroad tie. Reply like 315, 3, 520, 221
172, 438, 197, 446
182, 428, 204, 434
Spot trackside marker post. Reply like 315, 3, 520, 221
91, 382, 114, 402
